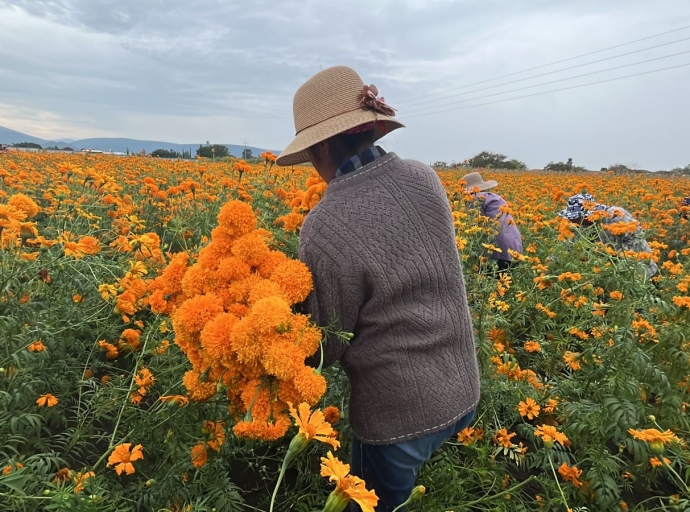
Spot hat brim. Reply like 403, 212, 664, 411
464, 180, 498, 192
276, 109, 404, 167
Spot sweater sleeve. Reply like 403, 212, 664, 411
299, 225, 364, 369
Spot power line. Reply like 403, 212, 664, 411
401, 36, 690, 110
403, 62, 690, 120
401, 50, 690, 115
395, 24, 690, 105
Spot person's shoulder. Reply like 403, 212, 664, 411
396, 157, 435, 174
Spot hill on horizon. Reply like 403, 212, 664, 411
0, 125, 277, 157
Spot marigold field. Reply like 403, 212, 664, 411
1, 151, 689, 512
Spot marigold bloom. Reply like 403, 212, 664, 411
159, 395, 189, 406
558, 462, 583, 487
493, 428, 516, 448
323, 406, 341, 425
534, 425, 569, 447
563, 351, 582, 371
524, 341, 541, 352
36, 393, 58, 407
609, 291, 624, 300
28, 340, 46, 352
518, 397, 541, 420
190, 443, 208, 468
289, 402, 340, 450
73, 470, 95, 493
8, 193, 40, 218
107, 443, 144, 475
320, 451, 378, 512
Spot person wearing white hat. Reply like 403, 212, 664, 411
461, 172, 523, 271
278, 66, 480, 511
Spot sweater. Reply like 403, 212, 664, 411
298, 153, 480, 445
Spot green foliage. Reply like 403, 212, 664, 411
196, 144, 229, 159
468, 151, 527, 170
151, 149, 181, 159
13, 142, 42, 149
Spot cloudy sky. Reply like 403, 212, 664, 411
0, 0, 688, 169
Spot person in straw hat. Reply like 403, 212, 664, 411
461, 172, 523, 272
277, 66, 479, 511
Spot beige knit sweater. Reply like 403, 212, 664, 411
299, 153, 480, 445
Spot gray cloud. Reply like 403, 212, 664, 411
0, 0, 688, 168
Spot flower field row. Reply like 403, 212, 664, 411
1, 151, 689, 511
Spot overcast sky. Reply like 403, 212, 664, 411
1, 0, 688, 169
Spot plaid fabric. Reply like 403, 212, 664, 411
335, 145, 386, 178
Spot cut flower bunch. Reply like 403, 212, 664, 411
150, 200, 326, 441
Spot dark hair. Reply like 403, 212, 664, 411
328, 130, 376, 163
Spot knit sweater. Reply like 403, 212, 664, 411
299, 153, 480, 445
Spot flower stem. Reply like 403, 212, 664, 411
462, 475, 537, 508
269, 451, 295, 512
547, 453, 570, 510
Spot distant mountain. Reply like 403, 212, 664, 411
0, 125, 51, 145
68, 138, 273, 158
0, 125, 277, 157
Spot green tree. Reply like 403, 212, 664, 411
468, 151, 526, 170
242, 148, 253, 160
197, 144, 229, 159
151, 148, 181, 158
13, 142, 42, 149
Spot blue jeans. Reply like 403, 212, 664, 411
349, 409, 476, 512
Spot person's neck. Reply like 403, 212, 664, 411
319, 143, 375, 184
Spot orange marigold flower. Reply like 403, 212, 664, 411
320, 451, 379, 512
650, 456, 671, 467
558, 462, 584, 487
203, 420, 226, 452
517, 397, 541, 420
563, 351, 581, 371
524, 341, 541, 352
172, 293, 224, 337
628, 428, 680, 445
28, 340, 46, 352
190, 443, 207, 468
289, 402, 341, 450
98, 340, 119, 360
159, 395, 189, 406
107, 443, 144, 475
269, 259, 313, 305
323, 406, 341, 425
534, 425, 569, 447
493, 428, 516, 448
8, 193, 40, 218
672, 296, 690, 309
73, 470, 95, 493
36, 393, 58, 407
609, 291, 624, 300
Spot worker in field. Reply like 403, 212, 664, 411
558, 193, 658, 278
276, 66, 480, 512
461, 172, 523, 272
681, 196, 690, 219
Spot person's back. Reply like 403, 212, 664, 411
474, 191, 523, 262
300, 153, 480, 444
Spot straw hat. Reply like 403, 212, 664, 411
276, 66, 405, 167
461, 172, 498, 192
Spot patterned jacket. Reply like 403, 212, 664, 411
594, 206, 658, 277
